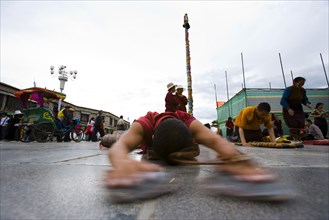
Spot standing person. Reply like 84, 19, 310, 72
280, 77, 312, 140
304, 119, 324, 140
175, 85, 188, 112
84, 117, 95, 141
0, 113, 10, 140
103, 110, 291, 202
234, 102, 276, 146
92, 110, 105, 142
310, 102, 328, 138
225, 117, 234, 141
6, 110, 24, 141
165, 82, 179, 112
117, 115, 125, 131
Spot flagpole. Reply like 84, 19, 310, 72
290, 70, 294, 82
225, 70, 231, 117
183, 13, 193, 115
320, 53, 329, 87
279, 53, 287, 88
214, 84, 218, 108
241, 52, 248, 107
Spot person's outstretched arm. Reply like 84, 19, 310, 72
189, 119, 238, 159
189, 119, 276, 181
106, 122, 162, 187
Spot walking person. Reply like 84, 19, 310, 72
92, 110, 105, 142
280, 77, 312, 140
84, 117, 95, 141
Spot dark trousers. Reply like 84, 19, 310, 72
91, 126, 105, 142
236, 126, 263, 142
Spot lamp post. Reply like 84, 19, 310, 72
50, 65, 77, 111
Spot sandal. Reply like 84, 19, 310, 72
106, 172, 178, 203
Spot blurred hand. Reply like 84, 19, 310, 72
288, 108, 295, 116
104, 159, 163, 187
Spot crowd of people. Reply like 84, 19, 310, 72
0, 105, 126, 142
222, 77, 327, 144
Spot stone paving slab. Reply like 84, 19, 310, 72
0, 141, 328, 220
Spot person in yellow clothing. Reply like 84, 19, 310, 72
234, 102, 276, 146
57, 106, 74, 126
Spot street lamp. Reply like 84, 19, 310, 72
50, 65, 77, 111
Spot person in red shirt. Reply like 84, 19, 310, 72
225, 117, 234, 141
175, 85, 188, 112
165, 82, 179, 112
102, 110, 289, 202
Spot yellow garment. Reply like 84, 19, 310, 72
234, 106, 272, 130
57, 108, 65, 121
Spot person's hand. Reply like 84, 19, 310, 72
241, 142, 251, 147
288, 108, 295, 116
105, 159, 163, 187
306, 104, 312, 110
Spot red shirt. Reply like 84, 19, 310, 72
165, 92, 179, 112
176, 95, 188, 112
135, 111, 196, 150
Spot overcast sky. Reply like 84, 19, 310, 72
1, 1, 328, 124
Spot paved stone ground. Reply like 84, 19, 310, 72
0, 141, 328, 220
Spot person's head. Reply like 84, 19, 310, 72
293, 77, 306, 88
99, 110, 103, 115
89, 117, 94, 122
167, 82, 176, 93
256, 102, 271, 119
175, 85, 185, 94
228, 117, 232, 121
305, 119, 313, 126
152, 118, 194, 165
100, 131, 125, 148
120, 115, 123, 119
14, 110, 24, 119
315, 102, 324, 110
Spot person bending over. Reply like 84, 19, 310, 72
234, 102, 276, 146
103, 110, 286, 201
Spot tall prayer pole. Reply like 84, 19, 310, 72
183, 14, 193, 115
